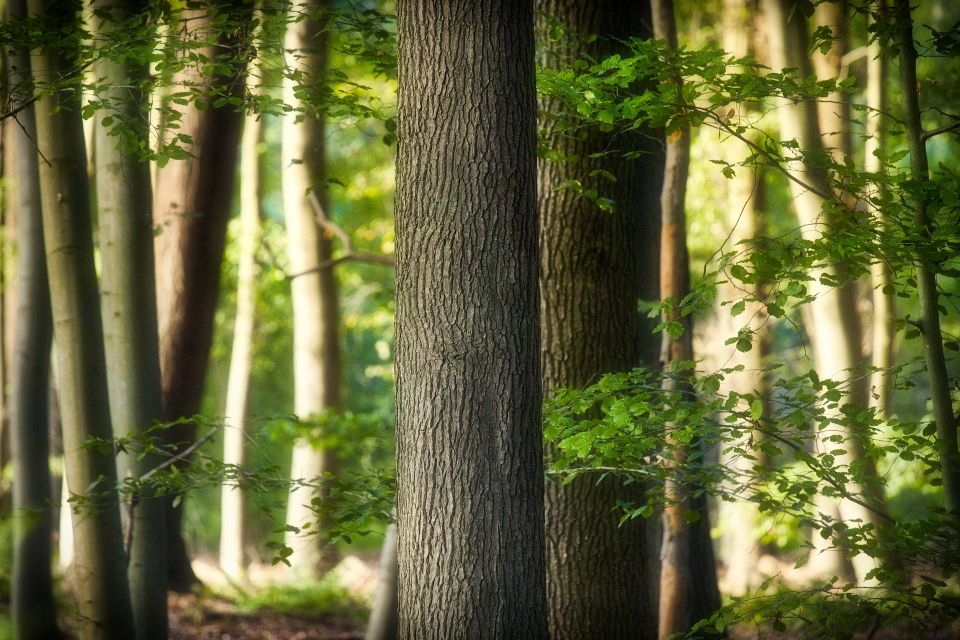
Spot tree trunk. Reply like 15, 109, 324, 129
91, 1, 167, 634
365, 524, 398, 640
535, 2, 661, 638
281, 0, 343, 575
716, 0, 770, 596
28, 0, 135, 636
4, 4, 60, 633
652, 2, 723, 636
395, 2, 547, 637
219, 9, 265, 580
152, 3, 246, 591
892, 0, 960, 520
763, 0, 895, 584
866, 2, 894, 419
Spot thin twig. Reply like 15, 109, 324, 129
300, 191, 395, 274
921, 118, 960, 142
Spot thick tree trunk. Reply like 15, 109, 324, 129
365, 524, 398, 640
4, 5, 59, 633
892, 0, 960, 520
153, 4, 246, 591
395, 2, 547, 637
91, 1, 168, 634
535, 2, 661, 638
219, 13, 265, 579
866, 3, 894, 419
652, 2, 722, 636
763, 0, 895, 584
281, 0, 343, 575
28, 0, 135, 636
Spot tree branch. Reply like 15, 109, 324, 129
921, 118, 960, 142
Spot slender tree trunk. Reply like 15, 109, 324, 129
652, 2, 723, 636
153, 3, 246, 591
5, 5, 59, 633
91, 1, 167, 634
892, 0, 960, 520
28, 0, 135, 636
536, 2, 661, 638
219, 50, 264, 580
281, 0, 343, 575
365, 524, 398, 640
866, 2, 894, 419
763, 0, 895, 584
395, 2, 547, 637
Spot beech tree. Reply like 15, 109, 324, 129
28, 0, 135, 635
395, 1, 547, 637
535, 1, 661, 638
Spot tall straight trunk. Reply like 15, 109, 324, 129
536, 2, 661, 638
91, 1, 167, 635
282, 0, 342, 575
219, 42, 264, 579
892, 0, 960, 520
365, 524, 399, 640
5, 5, 59, 633
153, 3, 246, 591
866, 3, 894, 419
716, 0, 771, 595
395, 1, 547, 637
28, 0, 135, 636
763, 0, 894, 585
653, 2, 722, 637
811, 1, 853, 161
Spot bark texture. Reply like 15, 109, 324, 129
29, 0, 135, 636
536, 2, 661, 639
91, 1, 167, 634
152, 3, 246, 590
395, 1, 547, 637
5, 4, 59, 633
282, 0, 343, 575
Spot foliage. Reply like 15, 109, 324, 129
232, 577, 369, 622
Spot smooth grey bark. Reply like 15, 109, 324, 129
5, 4, 59, 633
395, 1, 547, 637
365, 524, 398, 640
219, 9, 265, 578
153, 4, 246, 591
28, 0, 135, 636
892, 0, 960, 520
91, 1, 167, 635
282, 0, 343, 575
535, 2, 661, 638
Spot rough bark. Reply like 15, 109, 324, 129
219, 11, 265, 579
281, 0, 343, 575
866, 2, 894, 419
653, 1, 723, 636
365, 524, 399, 640
29, 0, 135, 636
763, 0, 895, 584
5, 4, 60, 633
152, 3, 246, 591
395, 1, 547, 637
535, 2, 662, 638
91, 1, 168, 634
892, 0, 960, 520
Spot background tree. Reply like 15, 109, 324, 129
28, 0, 135, 635
4, 1, 58, 634
91, 0, 167, 633
395, 1, 547, 637
152, 3, 247, 590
